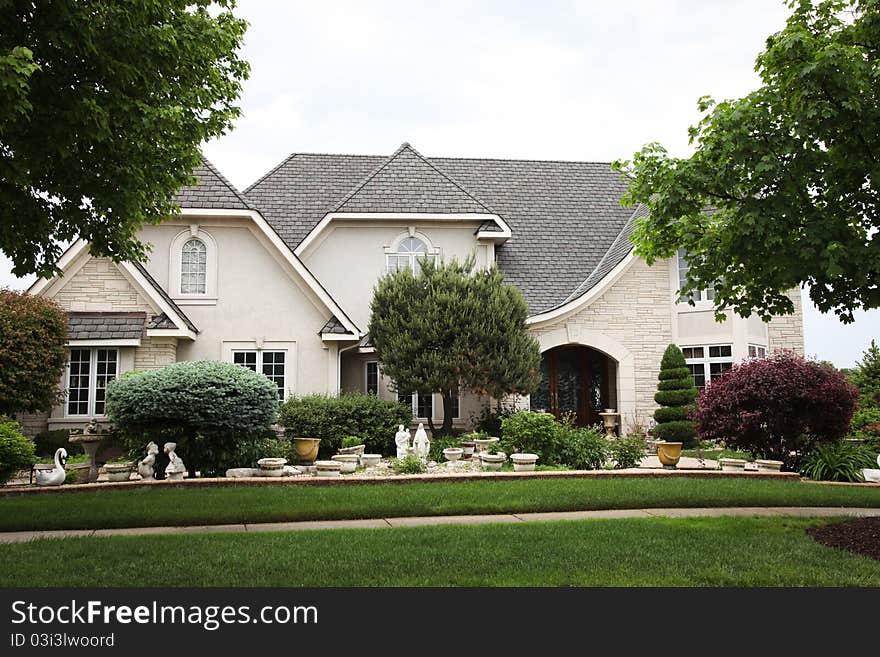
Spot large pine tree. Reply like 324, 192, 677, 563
369, 257, 541, 436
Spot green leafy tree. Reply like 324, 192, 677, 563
847, 339, 880, 446
613, 0, 879, 322
653, 344, 698, 447
369, 257, 541, 436
0, 1, 249, 277
0, 290, 67, 416
851, 339, 880, 399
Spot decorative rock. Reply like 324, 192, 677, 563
510, 453, 539, 472
331, 454, 359, 473
360, 454, 382, 467
226, 468, 261, 478
315, 460, 342, 477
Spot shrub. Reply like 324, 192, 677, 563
653, 345, 698, 446
105, 361, 280, 477
0, 420, 35, 483
469, 402, 518, 436
609, 437, 646, 469
0, 290, 68, 416
279, 393, 412, 457
800, 442, 876, 482
33, 429, 82, 458
499, 411, 562, 463
694, 352, 859, 468
392, 455, 426, 474
559, 425, 608, 470
429, 435, 461, 462
342, 435, 363, 448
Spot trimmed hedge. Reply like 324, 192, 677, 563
653, 406, 689, 422
658, 366, 691, 381
654, 388, 699, 406
0, 420, 35, 483
657, 377, 695, 391
653, 345, 698, 447
278, 394, 412, 457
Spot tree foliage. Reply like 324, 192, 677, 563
105, 361, 278, 477
0, 289, 67, 416
614, 0, 880, 322
369, 257, 541, 435
653, 344, 698, 446
693, 351, 859, 467
0, 1, 249, 277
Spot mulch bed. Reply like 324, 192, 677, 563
807, 517, 880, 561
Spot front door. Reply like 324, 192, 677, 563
532, 346, 609, 426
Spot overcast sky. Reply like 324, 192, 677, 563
2, 0, 876, 366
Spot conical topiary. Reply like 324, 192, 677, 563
653, 344, 698, 447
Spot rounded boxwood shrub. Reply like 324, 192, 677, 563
653, 345, 698, 446
0, 420, 36, 483
278, 393, 412, 456
105, 360, 279, 477
499, 411, 562, 464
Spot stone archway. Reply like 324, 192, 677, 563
531, 345, 616, 427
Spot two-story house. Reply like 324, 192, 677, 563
19, 142, 804, 437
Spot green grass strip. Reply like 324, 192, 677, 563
0, 478, 878, 532
1, 516, 878, 586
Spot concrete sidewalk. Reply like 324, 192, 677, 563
1, 506, 879, 544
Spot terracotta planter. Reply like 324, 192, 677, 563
510, 453, 539, 472
755, 459, 783, 472
656, 442, 682, 468
293, 437, 321, 464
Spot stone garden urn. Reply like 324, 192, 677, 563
656, 442, 682, 469
598, 409, 619, 438
442, 447, 463, 462
293, 437, 321, 465
68, 421, 107, 483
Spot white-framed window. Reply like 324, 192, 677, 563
365, 361, 379, 395
398, 391, 434, 419
681, 344, 732, 389
170, 227, 218, 302
748, 344, 767, 358
180, 238, 207, 294
385, 234, 439, 275
66, 348, 118, 416
677, 248, 715, 303
233, 350, 287, 400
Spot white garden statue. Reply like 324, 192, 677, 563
164, 442, 186, 480
137, 441, 159, 480
412, 423, 430, 461
394, 424, 411, 460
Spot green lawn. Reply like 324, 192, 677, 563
1, 516, 877, 586
0, 477, 878, 532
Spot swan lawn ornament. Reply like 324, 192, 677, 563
862, 454, 880, 483
35, 448, 68, 487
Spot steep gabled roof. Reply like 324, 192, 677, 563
175, 156, 255, 211
131, 262, 199, 334
332, 143, 494, 215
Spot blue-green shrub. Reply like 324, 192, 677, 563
0, 420, 35, 483
105, 360, 279, 476
278, 394, 412, 456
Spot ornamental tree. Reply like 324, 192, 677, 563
0, 290, 67, 416
105, 361, 279, 477
369, 257, 541, 436
693, 351, 859, 467
0, 1, 249, 277
614, 0, 880, 322
653, 344, 698, 447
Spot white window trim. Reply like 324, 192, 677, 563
681, 343, 733, 388
384, 230, 440, 274
398, 390, 461, 420
65, 347, 119, 418
170, 226, 218, 304
222, 341, 296, 400
748, 344, 768, 358
676, 249, 716, 309
398, 391, 434, 420
365, 361, 379, 395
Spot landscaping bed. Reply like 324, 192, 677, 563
807, 516, 880, 561
0, 477, 877, 532
1, 516, 878, 587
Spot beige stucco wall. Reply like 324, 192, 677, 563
139, 220, 342, 396
767, 288, 805, 354
300, 220, 490, 328
530, 257, 675, 433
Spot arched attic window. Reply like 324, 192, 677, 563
180, 237, 207, 294
386, 236, 437, 275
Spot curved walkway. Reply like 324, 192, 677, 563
1, 506, 879, 544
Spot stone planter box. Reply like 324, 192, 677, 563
104, 463, 134, 482
293, 437, 321, 464
480, 452, 506, 471
257, 457, 287, 477
510, 453, 539, 472
755, 459, 783, 472
719, 458, 747, 472
331, 454, 359, 473
315, 460, 342, 477
443, 448, 463, 462
360, 454, 382, 467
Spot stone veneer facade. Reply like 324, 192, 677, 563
767, 289, 805, 354
134, 338, 178, 370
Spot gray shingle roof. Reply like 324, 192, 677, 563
245, 147, 638, 314
67, 313, 146, 340
175, 156, 255, 211
131, 262, 199, 334
319, 316, 352, 335
146, 313, 178, 330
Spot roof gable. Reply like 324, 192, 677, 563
332, 143, 493, 215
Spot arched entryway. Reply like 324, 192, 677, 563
531, 345, 617, 427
